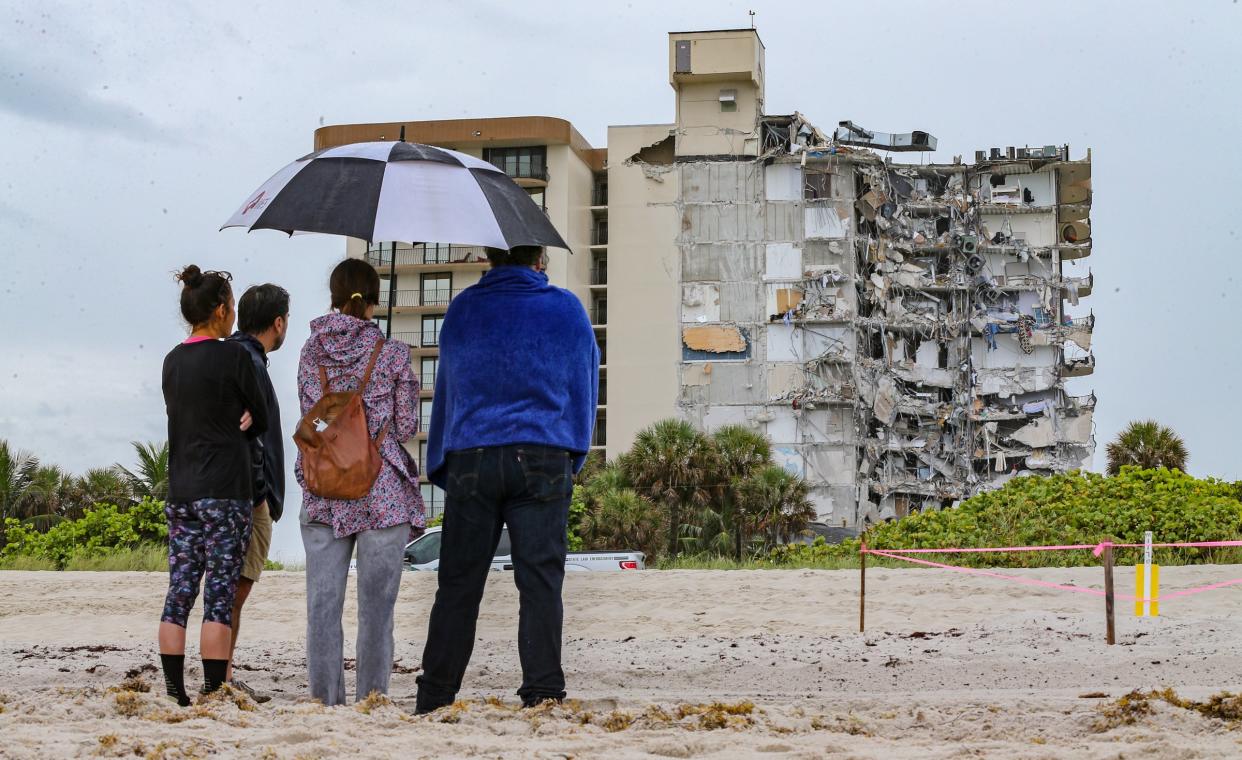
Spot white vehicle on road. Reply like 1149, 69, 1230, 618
404, 526, 645, 572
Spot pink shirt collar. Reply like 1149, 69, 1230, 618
182, 336, 216, 345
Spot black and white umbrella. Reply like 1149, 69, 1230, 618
221, 140, 568, 250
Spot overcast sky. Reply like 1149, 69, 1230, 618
2, 0, 1239, 561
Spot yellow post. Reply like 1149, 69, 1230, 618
1135, 531, 1160, 617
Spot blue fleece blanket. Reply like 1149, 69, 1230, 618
426, 266, 599, 488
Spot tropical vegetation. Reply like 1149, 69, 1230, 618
572, 419, 816, 562
1106, 420, 1188, 475
0, 439, 172, 570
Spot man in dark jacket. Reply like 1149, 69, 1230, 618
226, 283, 289, 702
415, 246, 598, 714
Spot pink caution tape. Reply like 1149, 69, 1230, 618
866, 547, 1242, 604
865, 549, 1108, 597
865, 540, 1242, 557
873, 544, 1098, 554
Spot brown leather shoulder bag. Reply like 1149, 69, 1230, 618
293, 338, 389, 500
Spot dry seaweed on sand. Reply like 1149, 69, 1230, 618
1093, 689, 1242, 732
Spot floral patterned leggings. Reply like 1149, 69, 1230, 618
161, 499, 252, 628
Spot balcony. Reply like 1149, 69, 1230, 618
591, 425, 607, 449
419, 372, 436, 388
590, 267, 608, 286
365, 244, 489, 269
378, 289, 462, 310
1063, 352, 1095, 378
591, 225, 608, 247
591, 303, 607, 326
391, 331, 441, 349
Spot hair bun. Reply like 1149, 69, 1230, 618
177, 264, 204, 288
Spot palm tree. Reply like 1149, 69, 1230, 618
579, 488, 664, 559
19, 465, 67, 520
74, 467, 135, 514
735, 465, 817, 552
0, 441, 39, 522
711, 426, 772, 558
622, 420, 717, 557
118, 441, 169, 502
1106, 421, 1188, 475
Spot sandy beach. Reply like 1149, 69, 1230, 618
3, 565, 1242, 758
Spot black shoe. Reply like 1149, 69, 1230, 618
415, 699, 453, 715
521, 697, 564, 709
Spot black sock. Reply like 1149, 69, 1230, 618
202, 659, 229, 695
160, 654, 191, 706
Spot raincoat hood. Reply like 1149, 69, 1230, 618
305, 312, 385, 367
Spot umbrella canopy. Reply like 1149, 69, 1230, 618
221, 141, 569, 250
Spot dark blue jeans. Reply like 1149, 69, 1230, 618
415, 445, 572, 710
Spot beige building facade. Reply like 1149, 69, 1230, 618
316, 28, 1095, 526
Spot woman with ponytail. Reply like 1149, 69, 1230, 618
159, 265, 269, 706
296, 257, 424, 705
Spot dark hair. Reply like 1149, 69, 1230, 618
175, 265, 233, 327
238, 283, 290, 334
329, 258, 380, 319
485, 245, 544, 268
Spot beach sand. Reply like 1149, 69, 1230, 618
3, 565, 1242, 758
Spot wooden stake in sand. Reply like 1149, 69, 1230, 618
1103, 541, 1115, 645
859, 541, 867, 633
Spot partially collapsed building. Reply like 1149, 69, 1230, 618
319, 26, 1095, 526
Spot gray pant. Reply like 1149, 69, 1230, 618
301, 521, 407, 706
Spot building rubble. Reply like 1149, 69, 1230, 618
674, 113, 1096, 527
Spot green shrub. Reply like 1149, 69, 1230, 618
263, 558, 286, 571
815, 468, 1242, 569
1, 497, 168, 569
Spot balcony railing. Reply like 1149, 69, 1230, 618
590, 267, 608, 286
419, 372, 436, 388
365, 244, 489, 268
390, 331, 441, 348
592, 186, 608, 206
591, 426, 607, 447
591, 226, 609, 246
591, 304, 608, 325
378, 289, 462, 308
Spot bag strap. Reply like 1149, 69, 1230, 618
359, 338, 386, 392
318, 365, 330, 395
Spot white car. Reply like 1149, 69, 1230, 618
404, 526, 645, 572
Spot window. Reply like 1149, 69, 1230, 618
420, 399, 433, 430
592, 175, 608, 206
804, 171, 831, 200
420, 484, 445, 520
483, 147, 547, 180
421, 273, 452, 306
592, 296, 607, 325
373, 316, 389, 336
418, 440, 429, 472
420, 357, 438, 389
422, 315, 444, 346
719, 89, 737, 113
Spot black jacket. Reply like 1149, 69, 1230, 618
228, 332, 285, 521
162, 340, 268, 503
